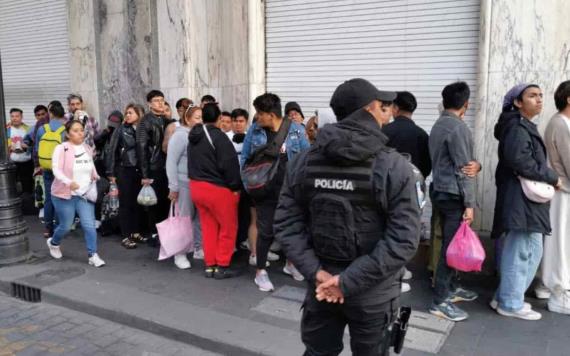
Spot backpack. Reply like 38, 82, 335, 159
38, 124, 65, 170
241, 118, 291, 201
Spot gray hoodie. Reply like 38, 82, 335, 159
166, 125, 190, 192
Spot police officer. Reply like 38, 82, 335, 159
274, 78, 421, 356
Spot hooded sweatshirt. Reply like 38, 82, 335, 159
187, 123, 241, 191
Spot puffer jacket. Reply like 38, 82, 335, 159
106, 123, 138, 177
492, 112, 559, 237
274, 109, 421, 303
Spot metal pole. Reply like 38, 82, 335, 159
0, 52, 8, 161
0, 50, 31, 265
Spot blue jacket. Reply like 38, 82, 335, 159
240, 121, 310, 167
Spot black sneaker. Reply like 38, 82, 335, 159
449, 288, 478, 303
429, 302, 469, 322
204, 266, 215, 278
213, 266, 238, 280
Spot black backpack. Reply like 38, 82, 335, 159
241, 118, 291, 200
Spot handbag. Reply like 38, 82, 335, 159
516, 132, 555, 203
83, 181, 98, 203
241, 118, 292, 200
519, 177, 555, 203
156, 203, 194, 260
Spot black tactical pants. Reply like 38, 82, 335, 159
302, 293, 398, 356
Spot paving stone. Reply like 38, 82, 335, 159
409, 310, 454, 334
272, 285, 306, 303
252, 296, 303, 322
0, 295, 217, 356
404, 326, 449, 354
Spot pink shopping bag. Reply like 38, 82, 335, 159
156, 203, 194, 260
446, 222, 486, 272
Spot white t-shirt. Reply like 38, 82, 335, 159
71, 144, 94, 196
9, 126, 31, 162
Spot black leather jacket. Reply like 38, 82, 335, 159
106, 123, 138, 176
136, 113, 171, 178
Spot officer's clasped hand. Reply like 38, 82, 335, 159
315, 270, 344, 304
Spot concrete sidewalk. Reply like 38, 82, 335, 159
0, 217, 568, 356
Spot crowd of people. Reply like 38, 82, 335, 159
5, 78, 570, 327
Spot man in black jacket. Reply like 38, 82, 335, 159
274, 78, 421, 356
382, 91, 431, 178
136, 90, 173, 243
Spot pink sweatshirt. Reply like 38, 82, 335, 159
51, 142, 99, 199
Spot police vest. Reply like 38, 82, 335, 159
303, 150, 386, 263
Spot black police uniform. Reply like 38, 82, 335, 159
274, 108, 421, 356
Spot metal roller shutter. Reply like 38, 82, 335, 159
265, 0, 481, 131
0, 0, 71, 125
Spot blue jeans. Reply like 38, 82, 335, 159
51, 196, 98, 256
43, 171, 56, 235
497, 231, 543, 312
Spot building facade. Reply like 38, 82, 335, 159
1, 0, 569, 232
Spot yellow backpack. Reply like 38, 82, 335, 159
38, 124, 65, 170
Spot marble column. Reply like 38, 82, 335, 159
474, 0, 570, 232
156, 0, 250, 113
97, 0, 157, 116
67, 0, 102, 123
248, 0, 266, 118
68, 0, 157, 124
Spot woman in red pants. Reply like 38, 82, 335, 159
187, 103, 241, 279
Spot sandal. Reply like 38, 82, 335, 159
121, 237, 137, 249
130, 233, 148, 243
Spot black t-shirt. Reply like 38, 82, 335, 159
264, 128, 288, 201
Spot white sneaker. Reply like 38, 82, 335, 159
401, 282, 411, 293
497, 307, 542, 320
193, 249, 204, 260
267, 251, 280, 262
535, 284, 552, 299
269, 241, 281, 252
403, 268, 413, 280
46, 238, 62, 259
174, 254, 191, 269
248, 255, 270, 267
283, 264, 305, 281
489, 299, 531, 311
88, 253, 106, 267
548, 291, 570, 315
254, 270, 274, 292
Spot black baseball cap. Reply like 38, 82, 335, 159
330, 78, 396, 120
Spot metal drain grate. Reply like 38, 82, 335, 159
11, 282, 41, 303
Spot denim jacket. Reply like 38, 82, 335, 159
240, 121, 310, 166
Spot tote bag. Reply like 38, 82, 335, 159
156, 203, 194, 260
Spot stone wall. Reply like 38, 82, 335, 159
474, 0, 570, 232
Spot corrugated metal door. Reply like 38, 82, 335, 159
0, 0, 71, 125
265, 0, 480, 131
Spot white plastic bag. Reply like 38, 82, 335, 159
137, 185, 158, 206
